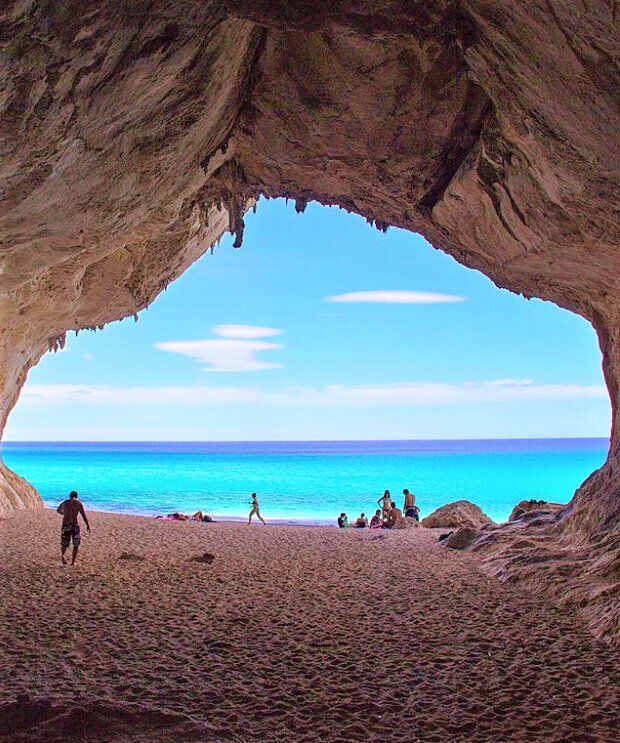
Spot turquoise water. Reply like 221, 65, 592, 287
2, 439, 608, 524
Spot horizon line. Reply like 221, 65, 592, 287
2, 436, 610, 444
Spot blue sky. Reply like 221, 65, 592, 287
6, 199, 610, 441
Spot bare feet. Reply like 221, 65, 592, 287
61, 554, 67, 565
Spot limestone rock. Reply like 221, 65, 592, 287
422, 500, 494, 529
442, 527, 483, 550
509, 500, 564, 522
0, 0, 618, 643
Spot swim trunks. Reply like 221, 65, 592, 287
61, 523, 81, 549
405, 507, 416, 518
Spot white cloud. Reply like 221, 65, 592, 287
155, 338, 282, 372
213, 325, 282, 339
154, 325, 284, 372
20, 384, 263, 404
321, 380, 606, 404
325, 290, 465, 304
20, 379, 606, 407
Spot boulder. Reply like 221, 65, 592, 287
509, 500, 564, 521
421, 500, 494, 530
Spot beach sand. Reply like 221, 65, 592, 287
1, 509, 619, 742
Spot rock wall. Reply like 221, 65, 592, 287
0, 2, 618, 639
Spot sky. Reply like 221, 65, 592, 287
5, 199, 610, 441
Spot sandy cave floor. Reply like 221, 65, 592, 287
1, 509, 619, 742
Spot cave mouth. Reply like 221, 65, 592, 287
2, 198, 611, 526
0, 0, 618, 643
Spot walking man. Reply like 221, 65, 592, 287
57, 490, 91, 565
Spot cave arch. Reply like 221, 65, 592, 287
0, 2, 618, 640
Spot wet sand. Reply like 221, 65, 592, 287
1, 509, 619, 742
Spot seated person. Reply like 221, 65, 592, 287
385, 502, 405, 529
404, 503, 420, 525
392, 502, 406, 529
354, 513, 368, 528
369, 509, 383, 529
337, 512, 349, 528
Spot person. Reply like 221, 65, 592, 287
248, 493, 266, 525
383, 501, 405, 529
403, 489, 420, 523
354, 513, 368, 528
369, 509, 382, 529
390, 501, 406, 529
337, 512, 349, 528
403, 488, 414, 513
192, 511, 214, 523
377, 490, 392, 520
56, 490, 90, 565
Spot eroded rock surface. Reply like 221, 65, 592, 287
442, 526, 484, 550
509, 500, 564, 522
422, 500, 494, 529
0, 2, 618, 641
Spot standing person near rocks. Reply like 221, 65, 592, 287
56, 490, 91, 565
403, 488, 420, 523
248, 493, 267, 525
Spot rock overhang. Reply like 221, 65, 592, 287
0, 0, 618, 642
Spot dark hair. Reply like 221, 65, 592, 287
360, 513, 365, 517
375, 509, 381, 515
390, 502, 396, 508
69, 490, 78, 499
403, 488, 409, 494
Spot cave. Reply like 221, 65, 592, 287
0, 0, 618, 655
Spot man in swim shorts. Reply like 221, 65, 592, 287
248, 493, 266, 524
57, 490, 91, 565
403, 489, 419, 523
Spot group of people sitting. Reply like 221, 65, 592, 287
337, 489, 420, 530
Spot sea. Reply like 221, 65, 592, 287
1, 439, 609, 525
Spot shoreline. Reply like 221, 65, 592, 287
5, 436, 605, 527
41, 504, 339, 528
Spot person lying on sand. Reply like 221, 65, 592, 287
248, 493, 266, 525
56, 490, 90, 565
378, 490, 392, 519
192, 511, 215, 523
354, 513, 368, 528
369, 510, 382, 529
